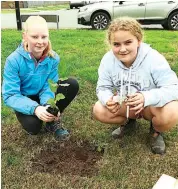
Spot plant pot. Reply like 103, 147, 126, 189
46, 106, 58, 116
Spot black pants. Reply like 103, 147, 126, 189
15, 78, 79, 135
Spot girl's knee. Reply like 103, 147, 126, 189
93, 102, 102, 118
162, 111, 178, 127
58, 78, 79, 94
93, 101, 107, 121
57, 78, 79, 102
152, 109, 178, 131
67, 78, 79, 92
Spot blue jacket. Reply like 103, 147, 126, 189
2, 43, 60, 115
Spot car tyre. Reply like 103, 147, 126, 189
91, 12, 110, 30
167, 11, 178, 30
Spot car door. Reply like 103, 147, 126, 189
113, 0, 146, 19
144, 0, 178, 19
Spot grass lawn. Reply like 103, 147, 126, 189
1, 29, 178, 189
1, 3, 70, 14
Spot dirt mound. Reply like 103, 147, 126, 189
31, 138, 103, 177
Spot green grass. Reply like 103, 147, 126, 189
1, 29, 178, 189
1, 3, 69, 14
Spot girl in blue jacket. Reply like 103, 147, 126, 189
2, 16, 79, 140
93, 17, 178, 154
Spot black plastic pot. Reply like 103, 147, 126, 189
46, 106, 58, 116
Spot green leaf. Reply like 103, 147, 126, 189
55, 93, 65, 101
47, 98, 56, 108
50, 83, 58, 92
59, 83, 70, 87
48, 79, 55, 85
97, 146, 102, 152
48, 79, 58, 92
60, 77, 68, 81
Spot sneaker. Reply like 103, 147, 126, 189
150, 122, 166, 155
45, 120, 70, 141
54, 127, 70, 141
112, 119, 137, 139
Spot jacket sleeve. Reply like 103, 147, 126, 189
96, 59, 114, 106
2, 59, 39, 115
39, 55, 60, 105
140, 54, 178, 107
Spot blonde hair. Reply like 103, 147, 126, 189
23, 16, 54, 57
107, 17, 143, 44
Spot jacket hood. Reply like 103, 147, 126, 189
15, 43, 56, 65
16, 43, 32, 60
113, 42, 152, 70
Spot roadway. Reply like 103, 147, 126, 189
1, 8, 162, 30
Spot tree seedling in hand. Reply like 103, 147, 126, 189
46, 78, 70, 116
113, 95, 126, 107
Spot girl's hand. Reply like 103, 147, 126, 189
45, 105, 61, 121
106, 96, 121, 114
34, 106, 56, 122
125, 93, 145, 115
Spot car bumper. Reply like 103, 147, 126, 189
78, 11, 91, 25
78, 17, 90, 25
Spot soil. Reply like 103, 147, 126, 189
31, 138, 104, 177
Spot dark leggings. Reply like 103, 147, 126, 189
15, 78, 79, 135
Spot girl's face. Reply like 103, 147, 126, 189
110, 30, 141, 67
23, 24, 49, 58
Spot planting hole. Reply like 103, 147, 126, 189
31, 138, 103, 177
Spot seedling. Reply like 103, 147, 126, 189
112, 89, 127, 106
47, 78, 70, 116
113, 95, 126, 106
91, 140, 108, 153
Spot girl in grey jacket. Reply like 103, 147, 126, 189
93, 17, 178, 155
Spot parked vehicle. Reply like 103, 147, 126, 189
70, 1, 87, 9
78, 0, 178, 30
70, 1, 99, 9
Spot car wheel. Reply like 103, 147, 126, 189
91, 12, 110, 30
167, 11, 178, 30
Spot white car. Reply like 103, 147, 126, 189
70, 1, 88, 9
70, 1, 99, 9
78, 0, 178, 30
